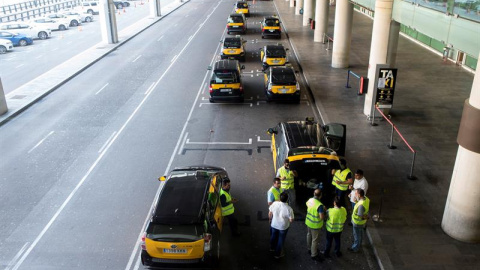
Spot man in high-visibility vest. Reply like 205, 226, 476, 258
305, 189, 325, 262
331, 159, 353, 207
276, 159, 298, 208
267, 178, 282, 206
322, 196, 347, 258
220, 178, 240, 236
348, 189, 370, 252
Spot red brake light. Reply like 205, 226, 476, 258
141, 232, 146, 250
209, 85, 213, 93
240, 85, 243, 92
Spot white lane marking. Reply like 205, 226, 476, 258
5, 242, 29, 270
15, 64, 24, 69
257, 136, 271, 143
128, 5, 227, 270
186, 138, 252, 145
188, 35, 193, 41
170, 54, 178, 62
199, 102, 253, 107
98, 131, 117, 153
177, 132, 189, 155
144, 82, 155, 95
35, 54, 44, 59
95, 83, 109, 95
132, 55, 142, 63
27, 131, 54, 154
157, 35, 164, 42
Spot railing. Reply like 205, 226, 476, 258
0, 0, 82, 23
323, 33, 333, 50
345, 70, 368, 95
371, 105, 417, 180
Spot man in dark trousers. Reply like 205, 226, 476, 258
331, 159, 353, 207
323, 196, 347, 258
220, 178, 240, 236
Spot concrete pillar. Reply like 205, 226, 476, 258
150, 0, 161, 17
314, 0, 329, 43
0, 77, 7, 116
303, 0, 313, 26
363, 0, 394, 115
296, 0, 303, 15
290, 0, 295, 8
442, 53, 480, 243
386, 21, 400, 67
99, 0, 118, 44
331, 0, 353, 68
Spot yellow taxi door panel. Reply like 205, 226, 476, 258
214, 204, 223, 232
264, 74, 268, 85
145, 238, 205, 259
271, 134, 277, 173
261, 50, 264, 60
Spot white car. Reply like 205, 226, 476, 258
61, 10, 94, 23
44, 13, 82, 27
0, 22, 52, 40
76, 2, 100, 15
30, 18, 70, 31
0, 39, 14, 54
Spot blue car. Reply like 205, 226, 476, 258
0, 31, 33, 46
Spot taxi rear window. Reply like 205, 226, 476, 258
265, 19, 280, 27
236, 3, 248, 8
146, 224, 203, 242
213, 72, 239, 84
272, 72, 296, 85
224, 39, 241, 48
228, 16, 244, 23
266, 48, 286, 58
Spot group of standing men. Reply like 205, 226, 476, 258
267, 159, 370, 260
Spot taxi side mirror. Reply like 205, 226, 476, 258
241, 65, 245, 69
207, 66, 212, 70
159, 176, 166, 181
267, 128, 278, 134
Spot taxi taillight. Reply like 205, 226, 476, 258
209, 85, 213, 93
240, 85, 243, 92
203, 233, 212, 252
141, 232, 146, 250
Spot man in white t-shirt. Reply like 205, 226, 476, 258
348, 169, 369, 211
269, 192, 294, 259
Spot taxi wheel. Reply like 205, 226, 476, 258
240, 55, 246, 62
209, 98, 214, 103
238, 97, 244, 103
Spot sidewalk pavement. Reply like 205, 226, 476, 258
0, 1, 189, 127
273, 0, 479, 269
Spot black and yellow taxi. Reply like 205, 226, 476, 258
208, 59, 245, 102
261, 16, 281, 39
234, 1, 250, 17
260, 44, 289, 70
141, 166, 229, 267
264, 65, 300, 102
227, 13, 247, 35
267, 118, 347, 206
221, 35, 247, 62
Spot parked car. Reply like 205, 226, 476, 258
113, 1, 130, 9
61, 10, 94, 23
44, 13, 82, 27
78, 2, 100, 15
30, 18, 69, 31
0, 22, 51, 40
0, 31, 33, 46
0, 38, 14, 54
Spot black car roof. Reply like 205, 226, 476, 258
153, 171, 212, 225
265, 44, 285, 50
282, 121, 320, 149
224, 37, 242, 42
265, 16, 279, 20
271, 66, 295, 76
214, 59, 239, 70
229, 13, 244, 17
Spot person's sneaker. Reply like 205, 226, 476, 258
335, 251, 343, 257
274, 253, 285, 259
311, 255, 324, 262
347, 247, 358, 253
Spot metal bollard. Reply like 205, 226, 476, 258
387, 124, 397, 149
407, 151, 417, 180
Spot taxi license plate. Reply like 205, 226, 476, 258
272, 60, 280, 63
232, 25, 239, 28
163, 248, 187, 254
229, 50, 236, 53
220, 89, 232, 92
280, 88, 288, 93
269, 30, 275, 32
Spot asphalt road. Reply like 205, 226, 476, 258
0, 0, 175, 94
0, 1, 379, 269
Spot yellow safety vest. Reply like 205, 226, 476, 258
278, 166, 295, 190
332, 168, 352, 191
352, 197, 370, 226
305, 198, 324, 229
326, 207, 347, 233
268, 186, 281, 202
220, 189, 234, 216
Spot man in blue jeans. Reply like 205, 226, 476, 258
269, 192, 294, 259
348, 189, 370, 253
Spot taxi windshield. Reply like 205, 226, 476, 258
224, 39, 241, 48
265, 19, 280, 27
228, 16, 244, 23
266, 48, 286, 58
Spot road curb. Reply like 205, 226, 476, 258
272, 1, 393, 269
0, 1, 190, 127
